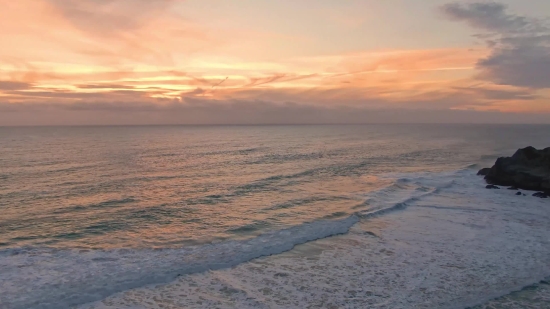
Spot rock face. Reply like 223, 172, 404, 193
477, 168, 491, 176
479, 146, 550, 192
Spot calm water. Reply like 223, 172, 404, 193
0, 124, 548, 250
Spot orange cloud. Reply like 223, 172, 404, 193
0, 46, 540, 111
0, 0, 549, 124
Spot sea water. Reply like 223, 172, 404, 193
1, 124, 549, 308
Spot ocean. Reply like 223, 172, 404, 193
1, 124, 549, 309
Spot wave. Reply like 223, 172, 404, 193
0, 215, 360, 309
354, 170, 459, 219
265, 195, 353, 211
52, 198, 137, 214
0, 169, 466, 309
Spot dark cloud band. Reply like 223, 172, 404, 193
441, 1, 550, 89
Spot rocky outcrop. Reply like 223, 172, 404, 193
478, 146, 550, 193
477, 168, 491, 176
533, 192, 549, 198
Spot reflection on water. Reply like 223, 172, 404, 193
1, 124, 548, 249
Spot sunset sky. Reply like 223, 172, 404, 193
1, 0, 549, 125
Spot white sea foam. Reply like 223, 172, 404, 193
0, 214, 359, 309
76, 169, 550, 309
355, 174, 455, 219
0, 169, 459, 309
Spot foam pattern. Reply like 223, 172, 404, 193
0, 216, 358, 309
78, 171, 550, 309
0, 168, 460, 309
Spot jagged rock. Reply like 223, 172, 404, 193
486, 185, 500, 189
516, 192, 522, 196
533, 192, 548, 199
481, 146, 550, 192
477, 168, 491, 176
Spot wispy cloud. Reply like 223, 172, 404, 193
0, 81, 33, 91
44, 0, 179, 36
2, 98, 549, 126
453, 85, 538, 101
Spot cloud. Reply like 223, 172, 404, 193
441, 2, 541, 33
452, 86, 537, 101
0, 81, 539, 114
32, 0, 210, 66
1, 70, 539, 114
3, 87, 159, 104
441, 1, 550, 89
0, 81, 32, 91
44, 0, 178, 36
76, 83, 136, 90
242, 73, 320, 88
1, 98, 549, 126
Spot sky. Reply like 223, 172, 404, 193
1, 0, 549, 125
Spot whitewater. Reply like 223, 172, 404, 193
2, 168, 549, 308
1, 124, 549, 308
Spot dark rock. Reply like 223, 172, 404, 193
483, 146, 550, 192
486, 185, 500, 189
533, 192, 548, 198
516, 192, 522, 196
477, 168, 491, 176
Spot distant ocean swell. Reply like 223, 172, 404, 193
0, 168, 466, 309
